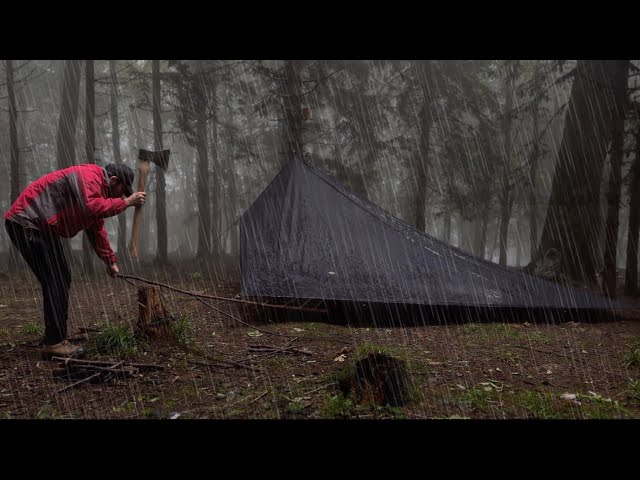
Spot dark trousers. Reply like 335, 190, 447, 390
5, 219, 71, 345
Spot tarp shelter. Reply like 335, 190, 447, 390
240, 159, 623, 314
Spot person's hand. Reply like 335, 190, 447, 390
125, 192, 146, 207
107, 263, 120, 277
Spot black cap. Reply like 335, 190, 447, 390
105, 163, 135, 196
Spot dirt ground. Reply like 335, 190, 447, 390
1, 263, 640, 420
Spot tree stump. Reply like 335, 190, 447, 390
339, 352, 413, 407
137, 286, 176, 343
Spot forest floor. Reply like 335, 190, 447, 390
1, 262, 640, 420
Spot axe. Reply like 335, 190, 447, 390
128, 148, 170, 258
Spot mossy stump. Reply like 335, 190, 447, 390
339, 352, 412, 407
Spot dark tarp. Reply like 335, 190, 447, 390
240, 160, 626, 311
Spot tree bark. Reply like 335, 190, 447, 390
7, 60, 19, 272
83, 60, 96, 274
283, 60, 304, 161
153, 60, 168, 264
195, 63, 210, 259
532, 60, 620, 284
601, 60, 630, 297
528, 103, 541, 261
624, 120, 640, 296
444, 209, 452, 245
109, 60, 127, 261
499, 63, 516, 265
56, 60, 82, 169
479, 208, 490, 260
207, 102, 221, 261
414, 60, 433, 233
55, 60, 82, 265
136, 287, 175, 343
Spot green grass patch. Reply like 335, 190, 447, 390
94, 324, 144, 358
578, 392, 631, 419
20, 323, 42, 336
321, 393, 357, 419
461, 323, 520, 340
629, 378, 640, 402
624, 338, 640, 368
171, 315, 193, 343
512, 391, 559, 419
286, 401, 305, 414
456, 388, 491, 411
528, 331, 551, 344
496, 348, 521, 364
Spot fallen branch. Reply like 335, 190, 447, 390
116, 274, 326, 314
51, 357, 165, 371
57, 371, 102, 393
248, 344, 313, 356
248, 390, 269, 405
118, 275, 295, 339
56, 361, 125, 393
302, 382, 337, 396
186, 358, 262, 373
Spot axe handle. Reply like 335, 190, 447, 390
128, 160, 151, 258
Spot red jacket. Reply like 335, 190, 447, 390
4, 164, 127, 265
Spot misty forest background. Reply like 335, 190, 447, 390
1, 60, 639, 299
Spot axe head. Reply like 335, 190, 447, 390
138, 149, 171, 170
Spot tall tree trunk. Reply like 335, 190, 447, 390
624, 121, 640, 296
499, 63, 516, 265
84, 60, 96, 165
7, 60, 19, 272
479, 208, 490, 259
528, 104, 541, 261
56, 60, 82, 169
602, 60, 630, 297
195, 64, 210, 259
109, 60, 127, 261
182, 150, 195, 255
414, 60, 433, 233
221, 100, 239, 258
514, 217, 524, 267
444, 209, 452, 244
55, 60, 82, 265
207, 77, 220, 262
83, 60, 96, 274
470, 218, 483, 257
490, 219, 500, 262
283, 60, 304, 161
532, 60, 620, 284
227, 156, 239, 258
153, 60, 168, 264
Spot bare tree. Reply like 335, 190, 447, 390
55, 60, 82, 169
414, 60, 434, 233
6, 60, 19, 271
82, 59, 96, 273
109, 60, 128, 260
284, 60, 304, 160
531, 60, 621, 284
195, 61, 211, 258
498, 61, 518, 266
601, 60, 630, 297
